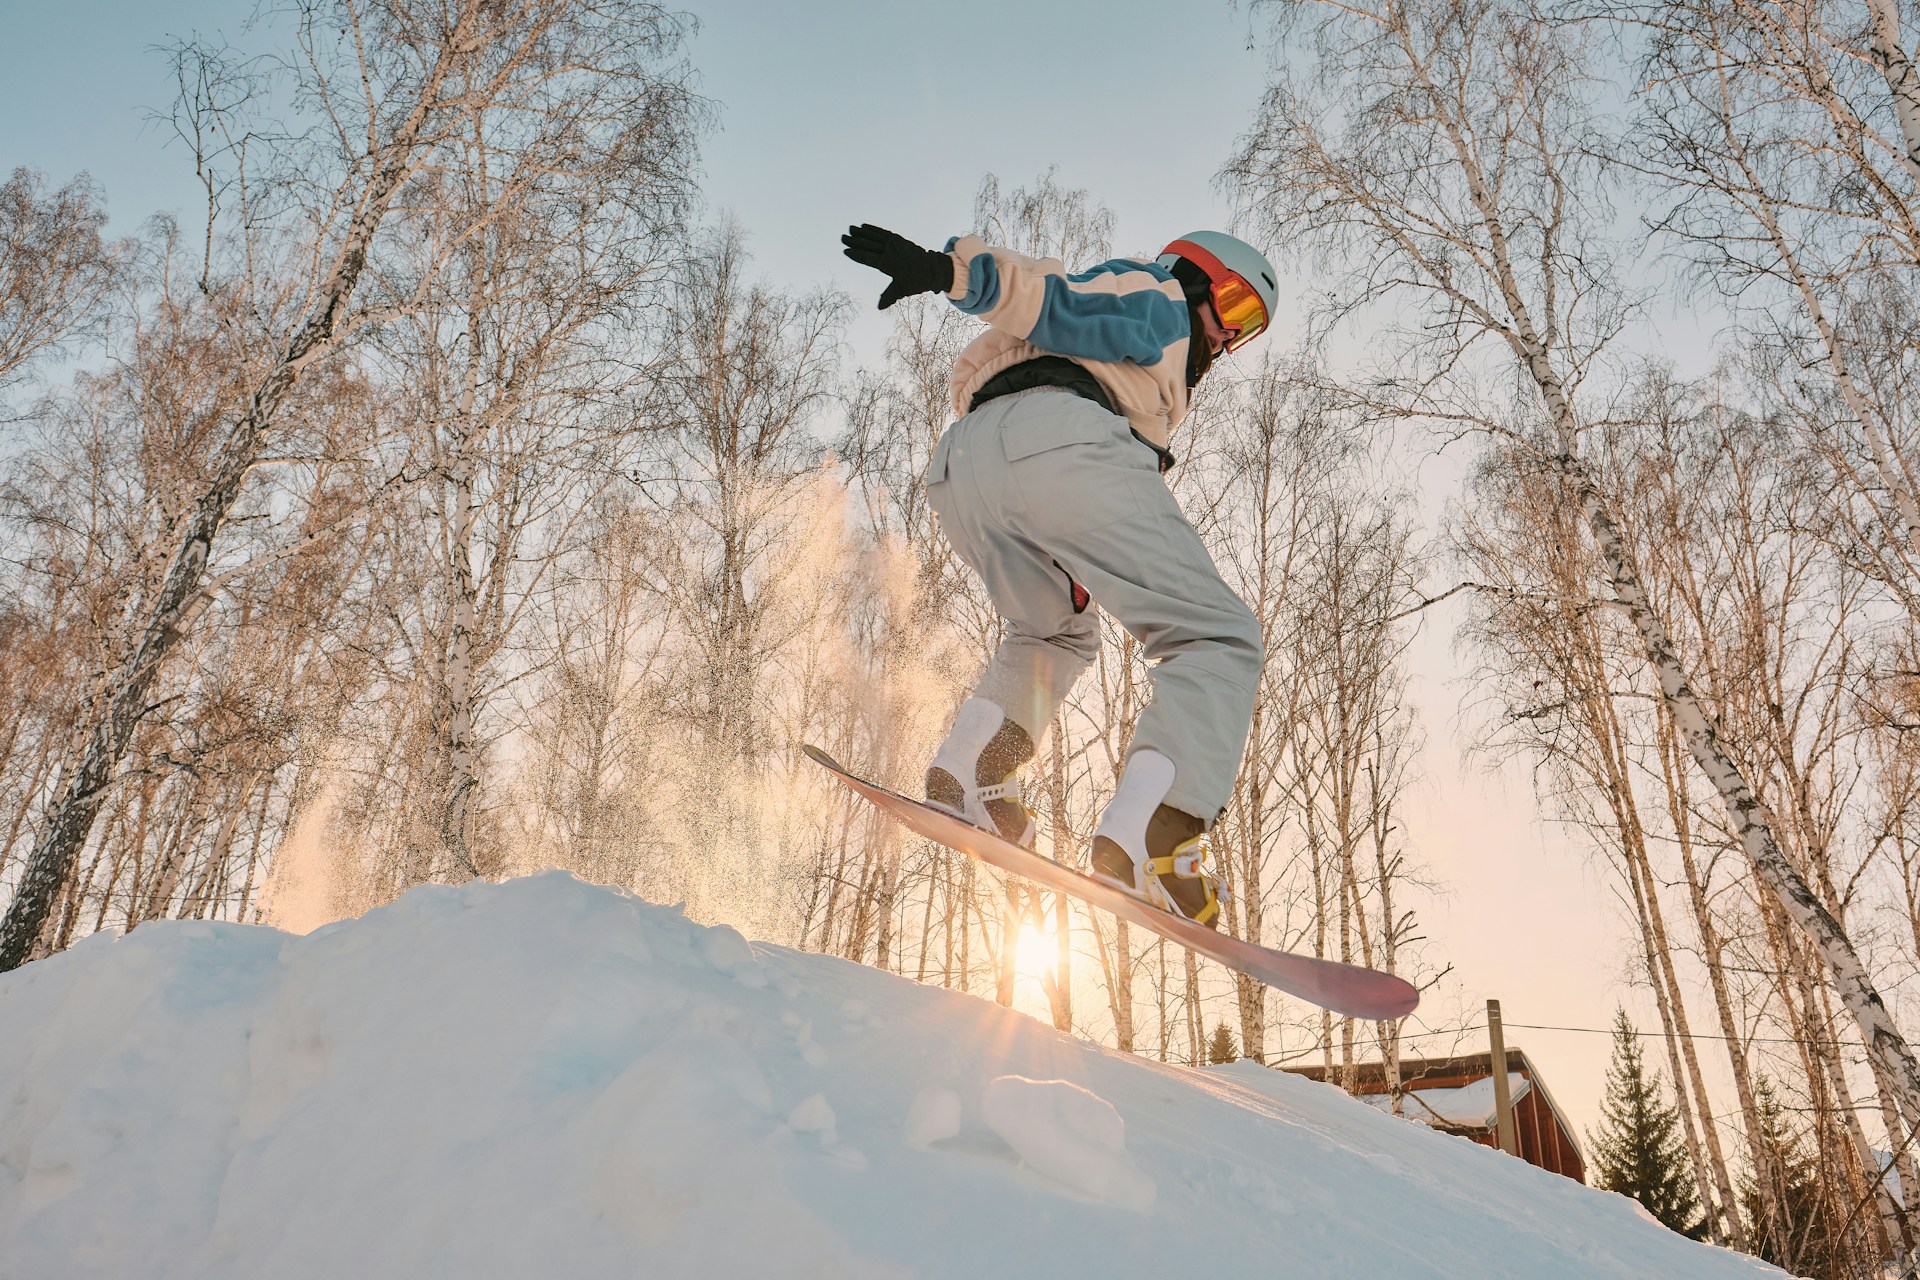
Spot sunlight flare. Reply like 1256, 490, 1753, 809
1014, 920, 1055, 989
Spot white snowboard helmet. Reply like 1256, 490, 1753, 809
1156, 231, 1278, 353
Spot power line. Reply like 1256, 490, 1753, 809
1508, 1020, 1847, 1048
1383, 1019, 1850, 1049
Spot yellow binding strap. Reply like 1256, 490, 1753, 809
1142, 854, 1221, 926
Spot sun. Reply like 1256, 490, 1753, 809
1014, 922, 1055, 988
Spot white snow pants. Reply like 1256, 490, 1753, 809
927, 388, 1263, 820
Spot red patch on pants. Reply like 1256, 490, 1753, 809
1053, 560, 1090, 613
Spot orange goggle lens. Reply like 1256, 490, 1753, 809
1211, 273, 1268, 352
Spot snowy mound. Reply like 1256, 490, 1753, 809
0, 873, 1782, 1279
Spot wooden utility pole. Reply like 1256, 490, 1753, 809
1487, 998, 1518, 1156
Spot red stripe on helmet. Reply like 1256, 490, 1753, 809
1161, 238, 1235, 289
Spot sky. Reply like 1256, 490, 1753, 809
0, 0, 1675, 1136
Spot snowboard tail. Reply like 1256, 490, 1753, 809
803, 744, 1419, 1021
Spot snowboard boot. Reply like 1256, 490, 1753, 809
925, 697, 1037, 848
1089, 750, 1226, 929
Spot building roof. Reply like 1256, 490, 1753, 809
1359, 1072, 1531, 1131
1285, 1047, 1584, 1165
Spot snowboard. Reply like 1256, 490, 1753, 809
803, 744, 1420, 1021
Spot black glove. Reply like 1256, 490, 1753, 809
841, 223, 954, 309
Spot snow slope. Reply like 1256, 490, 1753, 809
0, 873, 1784, 1279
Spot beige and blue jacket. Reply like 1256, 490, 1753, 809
942, 235, 1193, 451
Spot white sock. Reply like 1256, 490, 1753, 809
929, 698, 1009, 787
1094, 749, 1177, 860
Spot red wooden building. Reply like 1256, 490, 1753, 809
1284, 1047, 1586, 1183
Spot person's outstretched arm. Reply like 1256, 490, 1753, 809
942, 234, 1188, 367
842, 224, 1188, 367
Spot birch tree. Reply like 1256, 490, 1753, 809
1230, 0, 1920, 1137
512, 498, 676, 895
0, 168, 127, 395
1453, 400, 1755, 1245
344, 12, 700, 894
1611, 0, 1920, 626
1189, 356, 1429, 1068
0, 0, 703, 970
1, 225, 395, 943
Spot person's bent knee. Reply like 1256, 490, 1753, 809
1054, 607, 1101, 665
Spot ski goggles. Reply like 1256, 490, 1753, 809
1162, 238, 1269, 353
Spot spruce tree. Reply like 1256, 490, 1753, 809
1740, 1075, 1834, 1278
1208, 1020, 1239, 1064
1587, 1009, 1703, 1239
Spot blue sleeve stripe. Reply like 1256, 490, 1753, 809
955, 253, 1001, 314
1066, 259, 1174, 285
1028, 277, 1189, 366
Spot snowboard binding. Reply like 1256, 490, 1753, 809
1090, 827, 1228, 929
1087, 749, 1228, 929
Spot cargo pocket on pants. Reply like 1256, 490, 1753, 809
999, 410, 1113, 462
1002, 402, 1146, 534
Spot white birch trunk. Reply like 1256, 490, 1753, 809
1807, 948, 1908, 1259
1092, 915, 1136, 1053
1865, 0, 1920, 192
1658, 664, 1790, 1250
1439, 75, 1920, 1125
1371, 786, 1402, 1111
958, 856, 974, 993
1183, 946, 1203, 1066
872, 840, 901, 972
1548, 383, 1920, 1128
1622, 814, 1731, 1245
1235, 774, 1269, 1063
441, 412, 479, 878
1581, 681, 1740, 1243
1871, 1052, 1920, 1242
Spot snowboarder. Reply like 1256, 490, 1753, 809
840, 222, 1278, 930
